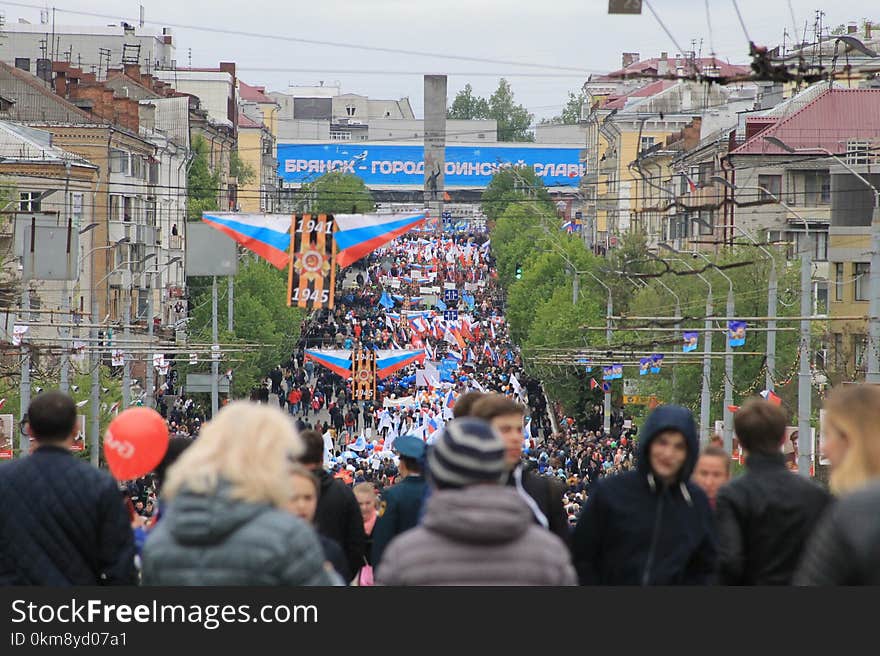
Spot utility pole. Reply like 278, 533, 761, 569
228, 274, 234, 333
19, 286, 31, 457
798, 234, 813, 478
122, 272, 131, 409
90, 288, 100, 466
144, 270, 155, 408
211, 275, 219, 418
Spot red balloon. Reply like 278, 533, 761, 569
104, 407, 169, 481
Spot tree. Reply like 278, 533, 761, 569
300, 171, 375, 214
230, 150, 256, 187
481, 167, 553, 221
447, 84, 490, 120
185, 256, 304, 398
539, 91, 586, 126
187, 134, 221, 220
489, 79, 534, 142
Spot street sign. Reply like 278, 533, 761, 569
444, 309, 459, 322
443, 288, 459, 302
622, 395, 657, 405
608, 0, 642, 14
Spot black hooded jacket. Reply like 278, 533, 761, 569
571, 406, 717, 585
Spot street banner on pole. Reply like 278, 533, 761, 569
352, 349, 377, 401
0, 414, 13, 460
287, 214, 337, 310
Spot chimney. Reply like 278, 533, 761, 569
621, 52, 640, 69
848, 23, 858, 34
867, 21, 873, 40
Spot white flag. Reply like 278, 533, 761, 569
152, 353, 165, 369
189, 353, 198, 365
111, 349, 125, 367
12, 325, 28, 346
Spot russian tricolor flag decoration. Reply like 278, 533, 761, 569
303, 349, 352, 379
334, 212, 427, 268
375, 349, 426, 379
202, 213, 292, 269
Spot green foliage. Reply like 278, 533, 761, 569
539, 90, 586, 126
187, 134, 221, 220
185, 257, 304, 398
447, 79, 534, 142
300, 171, 376, 215
230, 150, 256, 186
489, 79, 534, 142
447, 83, 490, 120
0, 368, 122, 463
481, 167, 553, 221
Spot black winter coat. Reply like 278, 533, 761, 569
314, 470, 367, 577
715, 452, 830, 585
0, 446, 137, 585
511, 466, 570, 547
572, 406, 717, 585
794, 482, 880, 585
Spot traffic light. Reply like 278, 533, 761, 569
515, 263, 523, 280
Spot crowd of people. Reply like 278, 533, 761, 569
2, 225, 880, 586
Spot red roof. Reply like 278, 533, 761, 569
237, 112, 263, 129
602, 57, 750, 81
731, 89, 880, 156
603, 80, 676, 110
239, 80, 275, 104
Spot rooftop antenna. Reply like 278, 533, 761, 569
139, 5, 145, 28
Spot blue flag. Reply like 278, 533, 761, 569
639, 358, 651, 376
728, 321, 746, 347
651, 354, 664, 374
683, 332, 699, 353
379, 291, 395, 309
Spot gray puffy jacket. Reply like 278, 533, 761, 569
142, 483, 337, 586
375, 485, 576, 586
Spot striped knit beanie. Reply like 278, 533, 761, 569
427, 417, 506, 489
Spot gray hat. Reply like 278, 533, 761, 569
427, 418, 506, 489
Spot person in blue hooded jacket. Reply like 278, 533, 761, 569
571, 405, 717, 585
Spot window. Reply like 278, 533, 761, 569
14, 58, 30, 72
835, 262, 844, 301
123, 196, 134, 223
814, 231, 828, 261
697, 210, 714, 235
71, 193, 83, 229
131, 156, 143, 180
853, 334, 868, 372
109, 195, 122, 221
109, 149, 130, 175
145, 198, 157, 227
815, 281, 828, 316
846, 140, 871, 165
797, 170, 830, 207
758, 174, 781, 200
345, 105, 356, 117
19, 192, 41, 212
329, 130, 351, 141
854, 262, 870, 301
639, 136, 655, 154
147, 160, 159, 184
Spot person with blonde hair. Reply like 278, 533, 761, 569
795, 384, 880, 585
142, 402, 336, 585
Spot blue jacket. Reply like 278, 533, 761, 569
572, 406, 717, 585
0, 446, 137, 585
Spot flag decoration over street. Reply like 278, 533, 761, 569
728, 321, 747, 347
639, 358, 651, 376
303, 349, 353, 378
202, 213, 292, 270
683, 331, 699, 352
333, 212, 427, 268
651, 354, 664, 374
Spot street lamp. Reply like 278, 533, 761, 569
658, 243, 714, 441
713, 173, 815, 477
765, 135, 880, 385
142, 255, 183, 408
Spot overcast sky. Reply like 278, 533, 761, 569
3, 0, 876, 121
